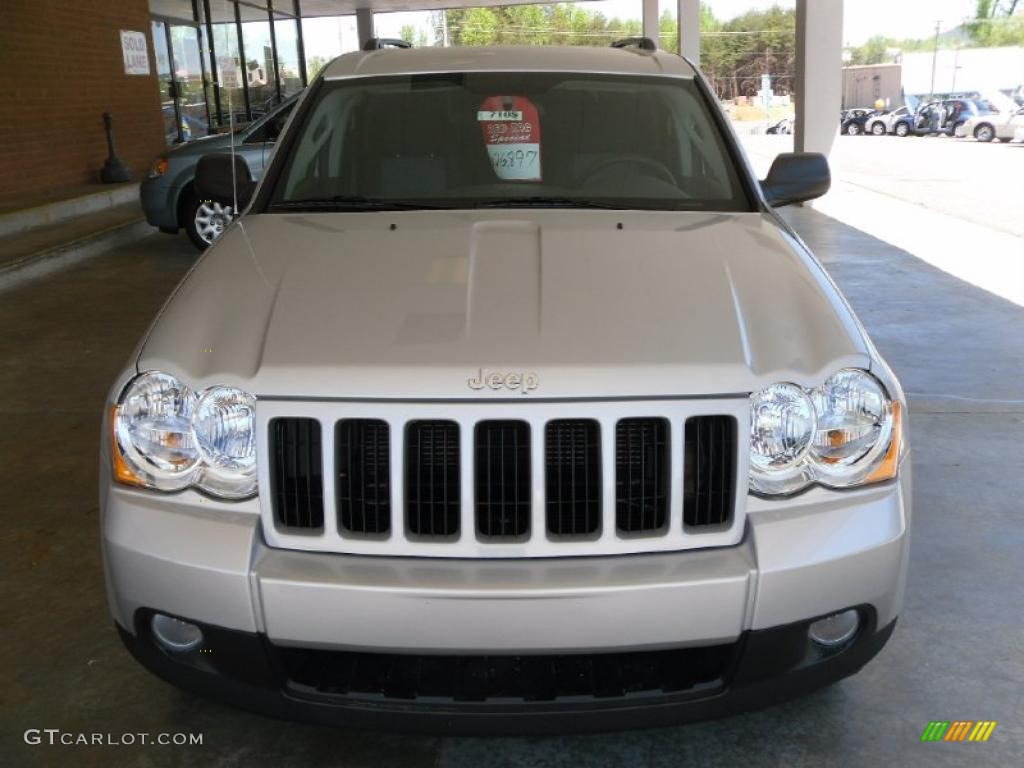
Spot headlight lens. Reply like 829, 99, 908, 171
111, 372, 257, 499
193, 386, 257, 498
750, 369, 901, 496
114, 371, 199, 490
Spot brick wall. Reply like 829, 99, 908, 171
0, 1, 167, 205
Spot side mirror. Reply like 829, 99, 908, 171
760, 152, 830, 207
194, 153, 257, 210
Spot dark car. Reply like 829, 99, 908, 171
840, 108, 878, 136
766, 117, 794, 134
141, 94, 300, 249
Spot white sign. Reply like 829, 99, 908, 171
218, 56, 241, 88
120, 30, 150, 76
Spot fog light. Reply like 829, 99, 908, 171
151, 614, 203, 652
808, 610, 860, 649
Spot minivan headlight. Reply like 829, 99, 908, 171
111, 372, 257, 499
750, 369, 902, 496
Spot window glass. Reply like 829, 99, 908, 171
269, 73, 749, 212
274, 13, 303, 95
211, 19, 245, 124
300, 16, 359, 79
169, 25, 211, 139
240, 4, 277, 116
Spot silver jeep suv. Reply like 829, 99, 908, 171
101, 41, 910, 734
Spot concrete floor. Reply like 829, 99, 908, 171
2, 215, 1022, 766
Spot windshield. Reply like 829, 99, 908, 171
265, 72, 750, 212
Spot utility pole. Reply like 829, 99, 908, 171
928, 20, 941, 99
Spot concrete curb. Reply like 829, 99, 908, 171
0, 183, 140, 239
0, 217, 152, 293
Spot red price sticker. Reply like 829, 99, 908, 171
478, 96, 542, 182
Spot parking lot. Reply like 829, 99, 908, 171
3, 190, 1023, 766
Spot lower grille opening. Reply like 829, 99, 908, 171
545, 419, 601, 537
270, 417, 324, 530
337, 419, 391, 536
684, 415, 737, 528
405, 421, 460, 538
615, 418, 669, 534
277, 644, 733, 704
475, 420, 531, 539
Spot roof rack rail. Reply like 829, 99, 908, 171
362, 38, 412, 51
610, 37, 657, 52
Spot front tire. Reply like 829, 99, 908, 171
183, 192, 235, 250
895, 122, 910, 137
846, 123, 861, 136
974, 124, 995, 143
871, 122, 886, 136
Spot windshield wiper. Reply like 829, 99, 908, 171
268, 196, 449, 212
471, 196, 627, 210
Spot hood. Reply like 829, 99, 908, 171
167, 131, 240, 157
137, 210, 870, 399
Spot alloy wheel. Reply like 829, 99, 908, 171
193, 200, 235, 245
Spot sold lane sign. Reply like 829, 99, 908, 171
478, 96, 542, 182
120, 30, 150, 76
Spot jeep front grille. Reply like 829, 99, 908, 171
270, 417, 324, 531
336, 419, 391, 536
475, 420, 531, 538
545, 419, 601, 537
406, 421, 460, 538
260, 399, 747, 558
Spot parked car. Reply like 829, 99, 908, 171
103, 41, 909, 733
141, 94, 300, 249
766, 117, 793, 134
959, 105, 1024, 142
840, 108, 878, 136
866, 106, 911, 136
903, 99, 996, 137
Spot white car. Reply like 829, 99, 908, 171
865, 106, 912, 136
101, 41, 910, 733
959, 106, 1024, 142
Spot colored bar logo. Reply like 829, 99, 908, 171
921, 721, 997, 742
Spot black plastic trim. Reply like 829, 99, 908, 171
118, 606, 895, 735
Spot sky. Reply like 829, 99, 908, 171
300, 0, 983, 60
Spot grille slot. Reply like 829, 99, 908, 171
405, 421, 460, 537
278, 643, 732, 703
270, 417, 324, 530
615, 418, 669, 534
684, 415, 737, 528
336, 420, 391, 536
475, 421, 531, 539
545, 420, 601, 536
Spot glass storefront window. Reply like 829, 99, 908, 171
240, 4, 278, 116
273, 13, 303, 96
300, 15, 359, 79
170, 25, 211, 139
210, 17, 245, 125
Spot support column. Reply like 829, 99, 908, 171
356, 7, 374, 50
677, 0, 700, 62
642, 0, 659, 45
794, 0, 844, 158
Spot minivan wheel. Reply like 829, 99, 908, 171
871, 122, 886, 136
184, 192, 235, 250
974, 124, 995, 143
895, 122, 910, 137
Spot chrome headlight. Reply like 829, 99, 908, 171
750, 369, 902, 496
111, 372, 257, 499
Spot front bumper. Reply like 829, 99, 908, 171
139, 176, 179, 230
101, 467, 910, 732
